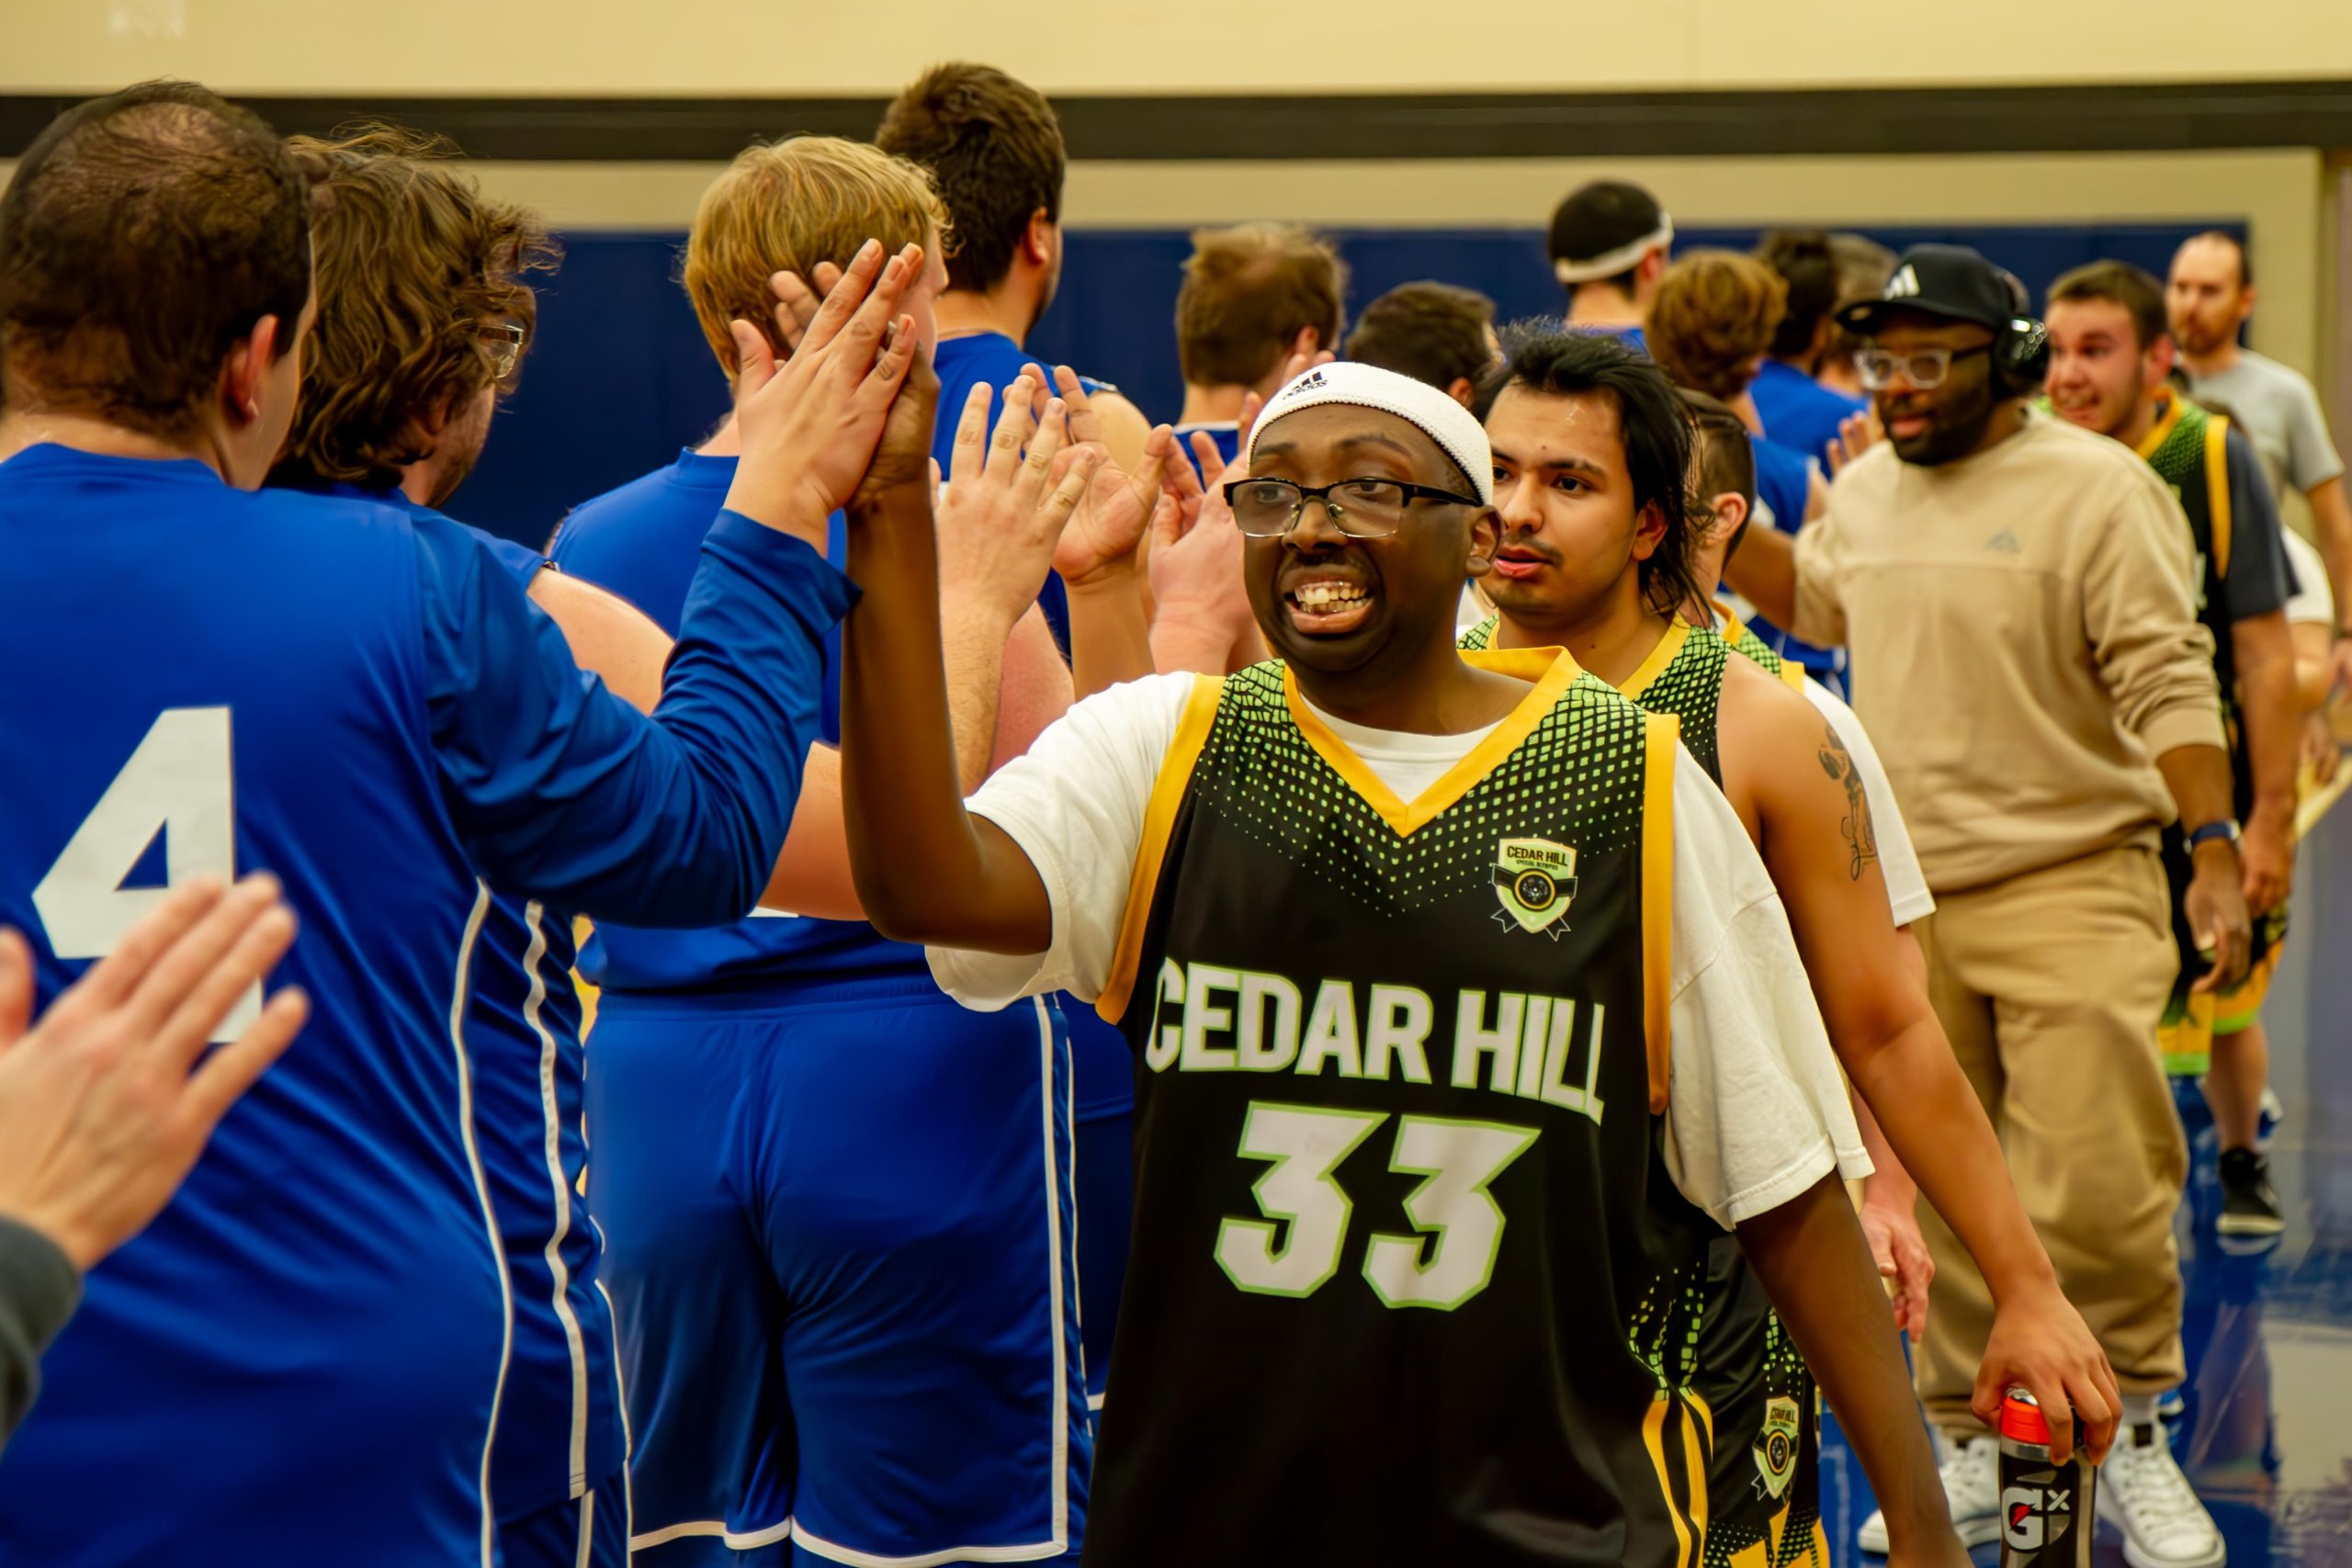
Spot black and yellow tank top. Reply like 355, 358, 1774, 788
1453, 618, 1828, 1568
1086, 648, 1731, 1567
2140, 393, 2243, 742
1459, 616, 1736, 784
1713, 603, 1810, 694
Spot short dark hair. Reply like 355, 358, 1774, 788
1175, 224, 1348, 389
2048, 259, 2169, 350
1344, 281, 1496, 392
876, 62, 1064, 295
1754, 231, 1840, 360
1474, 328, 1712, 621
1547, 179, 1665, 298
275, 126, 559, 492
0, 80, 311, 439
2181, 229, 2252, 288
1678, 388, 1756, 513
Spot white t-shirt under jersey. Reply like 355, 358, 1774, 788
1794, 674, 1938, 928
928, 671, 1872, 1229
2283, 527, 2335, 628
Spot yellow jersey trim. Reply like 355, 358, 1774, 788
1713, 601, 1807, 690
1095, 674, 1225, 1026
2133, 390, 2185, 463
2204, 412, 2233, 581
1642, 709, 1678, 1114
1282, 647, 1581, 838
1618, 620, 1694, 703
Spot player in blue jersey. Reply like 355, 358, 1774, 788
877, 62, 1151, 651
1169, 222, 1348, 488
1752, 231, 1874, 468
1550, 177, 1670, 350
554, 136, 1103, 1566
1645, 249, 1852, 696
0, 83, 922, 1567
266, 126, 671, 1566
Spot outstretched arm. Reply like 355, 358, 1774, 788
840, 366, 1091, 951
1735, 677, 2119, 1460
1738, 1176, 1966, 1568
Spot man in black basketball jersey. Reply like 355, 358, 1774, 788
833, 352, 1962, 1564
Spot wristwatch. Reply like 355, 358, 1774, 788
2186, 818, 2242, 852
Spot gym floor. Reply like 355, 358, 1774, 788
1823, 1064, 2352, 1568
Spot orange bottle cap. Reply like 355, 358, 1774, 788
2000, 1387, 2052, 1445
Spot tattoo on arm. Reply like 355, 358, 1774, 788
1817, 725, 1880, 881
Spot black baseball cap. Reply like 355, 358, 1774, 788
1836, 243, 2030, 335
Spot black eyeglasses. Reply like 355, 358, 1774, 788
1222, 476, 1483, 538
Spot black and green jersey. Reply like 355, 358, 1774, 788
1458, 618, 1735, 783
1452, 620, 1826, 1568
2141, 394, 2295, 1067
1089, 647, 1725, 1566
2141, 394, 2244, 730
1713, 604, 1810, 695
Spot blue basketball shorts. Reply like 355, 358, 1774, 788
587, 979, 1090, 1565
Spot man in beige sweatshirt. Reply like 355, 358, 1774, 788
1726, 243, 2250, 1568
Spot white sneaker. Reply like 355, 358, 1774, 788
1856, 1433, 1999, 1554
2098, 1423, 2226, 1568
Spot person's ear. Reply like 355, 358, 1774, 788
1445, 376, 1476, 409
2238, 281, 2258, 322
1707, 491, 1748, 546
1289, 324, 1320, 362
1629, 498, 1668, 563
1464, 506, 1500, 579
2148, 333, 2178, 385
1025, 209, 1056, 267
220, 314, 283, 426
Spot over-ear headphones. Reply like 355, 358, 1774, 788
1993, 271, 2051, 394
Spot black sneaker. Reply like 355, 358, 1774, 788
2217, 1147, 2285, 1247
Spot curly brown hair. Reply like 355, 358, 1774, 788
273, 124, 557, 491
1643, 249, 1787, 401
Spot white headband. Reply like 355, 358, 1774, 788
1247, 362, 1495, 506
1553, 217, 1674, 286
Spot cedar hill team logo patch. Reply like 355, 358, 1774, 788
1754, 1395, 1801, 1499
1492, 839, 1577, 937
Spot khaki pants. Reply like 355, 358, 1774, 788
1913, 841, 2187, 1431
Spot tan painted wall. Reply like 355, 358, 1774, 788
12, 0, 2352, 95
0, 144, 2333, 389
404, 147, 2332, 382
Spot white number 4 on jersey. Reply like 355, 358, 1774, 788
32, 706, 258, 1041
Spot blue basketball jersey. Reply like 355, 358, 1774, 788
356, 488, 626, 1521
0, 446, 848, 1566
1749, 357, 1866, 472
1741, 434, 1847, 690
553, 453, 924, 995
1171, 421, 1240, 482
933, 332, 1119, 651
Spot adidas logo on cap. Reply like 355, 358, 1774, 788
1884, 265, 1921, 299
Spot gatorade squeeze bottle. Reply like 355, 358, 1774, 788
1998, 1386, 2095, 1567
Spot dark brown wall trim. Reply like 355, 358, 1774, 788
5, 80, 2350, 163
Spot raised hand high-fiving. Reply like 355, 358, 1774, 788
722, 239, 927, 547
1034, 365, 1177, 587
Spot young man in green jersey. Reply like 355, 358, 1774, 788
831, 352, 1963, 1566
2047, 259, 2300, 1244
1465, 330, 2121, 1560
